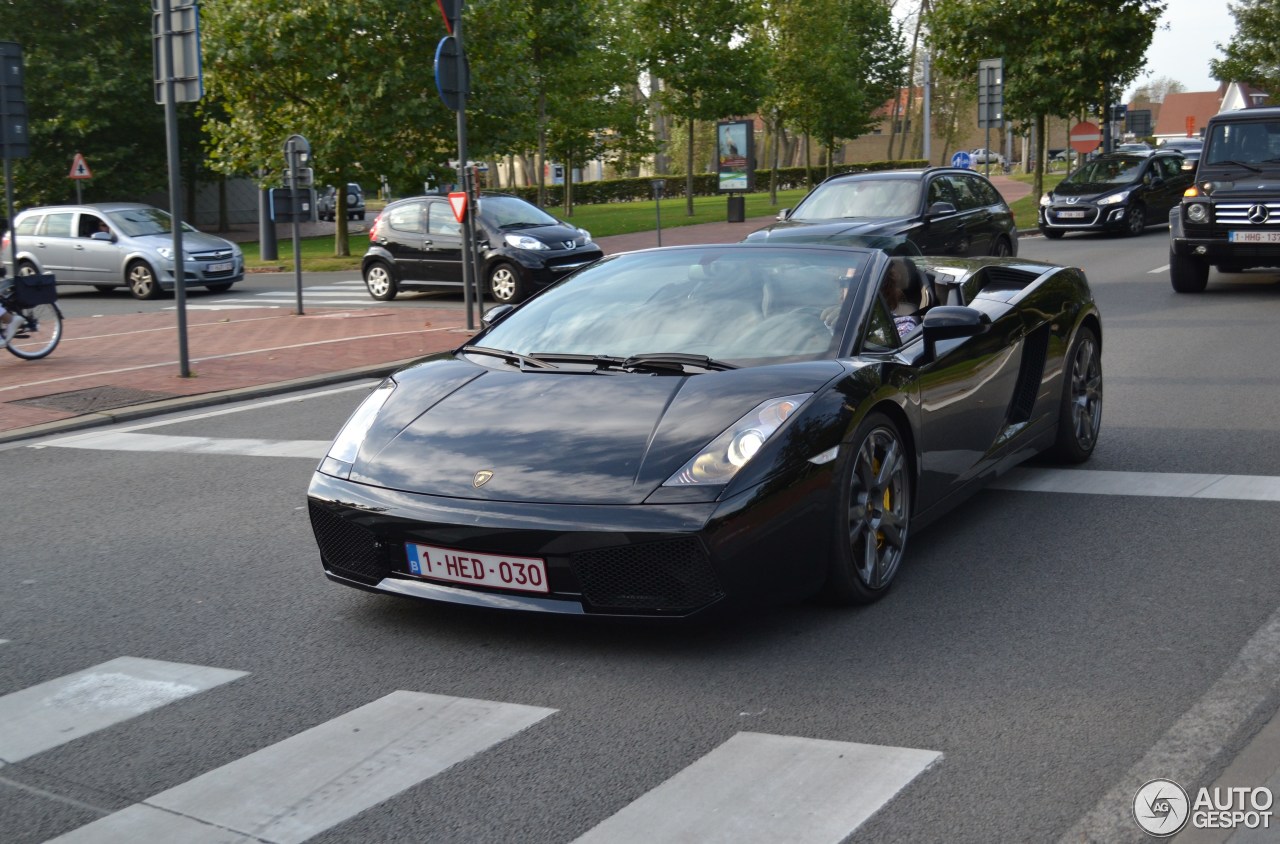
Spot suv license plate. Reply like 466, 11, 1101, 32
405, 542, 549, 594
1229, 231, 1280, 243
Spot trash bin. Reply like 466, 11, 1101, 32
727, 194, 745, 223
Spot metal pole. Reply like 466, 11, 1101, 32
653, 181, 663, 247
289, 142, 303, 315
161, 0, 190, 377
456, 8, 475, 330
1, 71, 15, 274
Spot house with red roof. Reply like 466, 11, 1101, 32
1153, 83, 1271, 141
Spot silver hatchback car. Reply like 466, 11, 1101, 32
1, 203, 244, 299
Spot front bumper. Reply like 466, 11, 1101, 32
500, 247, 605, 289
160, 255, 245, 288
307, 468, 831, 617
1039, 203, 1130, 232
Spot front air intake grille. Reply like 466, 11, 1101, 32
308, 502, 388, 584
571, 538, 723, 613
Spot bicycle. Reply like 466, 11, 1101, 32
1, 272, 63, 360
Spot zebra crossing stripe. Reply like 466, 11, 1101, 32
993, 467, 1280, 502
573, 732, 940, 844
0, 657, 246, 764
43, 431, 331, 459
48, 690, 556, 844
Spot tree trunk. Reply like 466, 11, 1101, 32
804, 133, 813, 189
770, 114, 780, 205
537, 87, 548, 207
563, 153, 574, 217
897, 9, 923, 161
686, 119, 695, 216
1034, 113, 1046, 201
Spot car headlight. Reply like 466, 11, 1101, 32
577, 227, 593, 244
1186, 202, 1209, 223
504, 234, 549, 250
155, 247, 191, 261
664, 394, 811, 486
1039, 194, 1052, 207
1097, 191, 1130, 206
319, 378, 397, 477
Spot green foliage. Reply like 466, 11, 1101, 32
1211, 0, 1280, 93
771, 0, 908, 158
927, 0, 1166, 121
0, 0, 197, 208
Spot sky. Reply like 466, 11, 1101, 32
1124, 0, 1239, 98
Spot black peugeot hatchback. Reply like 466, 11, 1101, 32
362, 192, 603, 304
744, 167, 1018, 257
1038, 150, 1192, 238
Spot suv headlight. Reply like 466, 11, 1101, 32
1186, 202, 1209, 223
1097, 191, 1130, 206
504, 234, 549, 250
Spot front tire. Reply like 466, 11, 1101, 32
363, 261, 398, 301
128, 261, 162, 300
1124, 203, 1146, 236
822, 412, 912, 605
1170, 248, 1209, 293
487, 261, 527, 304
1047, 325, 1102, 463
991, 236, 1013, 257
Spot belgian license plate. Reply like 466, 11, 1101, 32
1057, 210, 1086, 219
1229, 231, 1280, 243
208, 261, 233, 272
405, 542, 549, 594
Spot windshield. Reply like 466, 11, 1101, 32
1065, 156, 1146, 186
478, 195, 561, 229
790, 178, 921, 220
1205, 120, 1280, 166
478, 246, 878, 363
105, 207, 196, 237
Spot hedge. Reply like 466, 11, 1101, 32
498, 160, 929, 206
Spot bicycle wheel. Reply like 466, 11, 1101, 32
6, 303, 64, 360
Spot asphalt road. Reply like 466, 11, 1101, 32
4, 227, 1280, 843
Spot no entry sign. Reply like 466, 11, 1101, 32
1070, 121, 1101, 155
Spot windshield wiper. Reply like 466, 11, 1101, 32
524, 352, 737, 374
622, 353, 738, 373
460, 345, 558, 369
1212, 159, 1262, 172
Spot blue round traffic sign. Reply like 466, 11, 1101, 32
951, 151, 972, 169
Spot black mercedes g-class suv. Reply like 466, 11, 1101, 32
1170, 106, 1280, 292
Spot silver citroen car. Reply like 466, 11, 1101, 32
1, 203, 244, 299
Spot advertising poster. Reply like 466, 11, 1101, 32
717, 120, 754, 192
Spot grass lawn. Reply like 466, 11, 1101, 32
1008, 172, 1065, 230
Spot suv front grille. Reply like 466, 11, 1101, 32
1213, 202, 1280, 225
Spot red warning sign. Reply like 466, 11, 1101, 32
69, 152, 92, 180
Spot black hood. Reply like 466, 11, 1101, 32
349, 358, 845, 505
482, 220, 591, 250
1051, 180, 1128, 201
745, 217, 912, 243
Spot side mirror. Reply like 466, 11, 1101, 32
921, 306, 991, 361
481, 304, 515, 328
90, 231, 114, 242
927, 201, 957, 218
776, 208, 791, 221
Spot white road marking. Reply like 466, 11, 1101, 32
41, 432, 330, 459
0, 658, 246, 764
48, 691, 556, 844
574, 732, 940, 844
1149, 264, 1170, 273
993, 467, 1280, 502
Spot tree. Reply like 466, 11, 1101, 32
1131, 76, 1186, 104
1210, 0, 1280, 94
201, 0, 456, 256
0, 0, 201, 210
772, 0, 907, 181
928, 0, 1166, 198
632, 0, 766, 215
